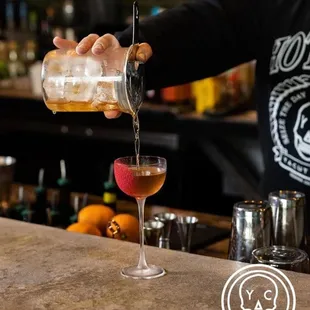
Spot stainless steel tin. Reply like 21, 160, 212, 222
269, 190, 306, 248
228, 200, 273, 263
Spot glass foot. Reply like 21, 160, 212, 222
121, 264, 166, 279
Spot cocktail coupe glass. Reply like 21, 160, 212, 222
114, 156, 167, 279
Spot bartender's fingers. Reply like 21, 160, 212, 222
76, 34, 100, 55
92, 34, 121, 55
136, 43, 153, 62
104, 111, 122, 119
53, 36, 78, 49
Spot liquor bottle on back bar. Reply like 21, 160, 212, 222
161, 83, 193, 113
22, 169, 49, 225
69, 192, 88, 224
56, 159, 74, 228
103, 163, 117, 212
8, 186, 27, 220
5, 0, 15, 31
47, 191, 61, 227
29, 168, 49, 225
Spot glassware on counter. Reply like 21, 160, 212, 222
114, 156, 167, 279
228, 200, 273, 263
252, 245, 309, 274
268, 190, 306, 248
176, 216, 198, 253
144, 219, 164, 247
153, 212, 176, 249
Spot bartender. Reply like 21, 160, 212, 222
54, 0, 310, 202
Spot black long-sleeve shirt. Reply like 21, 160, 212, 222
117, 0, 310, 204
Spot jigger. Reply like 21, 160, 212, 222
144, 220, 164, 247
176, 216, 199, 252
153, 212, 177, 249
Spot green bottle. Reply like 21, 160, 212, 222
9, 186, 27, 221
56, 160, 74, 228
103, 163, 117, 212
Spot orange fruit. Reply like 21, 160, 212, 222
66, 222, 102, 236
78, 204, 116, 234
107, 213, 139, 243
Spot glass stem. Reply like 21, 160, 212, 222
136, 197, 148, 269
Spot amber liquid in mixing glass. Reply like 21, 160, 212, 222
45, 99, 119, 112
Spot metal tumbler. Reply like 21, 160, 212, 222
176, 216, 198, 252
228, 200, 273, 263
144, 220, 164, 247
269, 190, 306, 248
153, 212, 176, 249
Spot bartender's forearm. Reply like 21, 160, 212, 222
116, 0, 259, 90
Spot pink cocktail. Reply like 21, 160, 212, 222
114, 156, 167, 279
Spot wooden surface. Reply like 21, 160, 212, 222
0, 218, 309, 310
12, 184, 231, 259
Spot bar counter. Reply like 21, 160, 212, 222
12, 184, 232, 259
1, 218, 310, 310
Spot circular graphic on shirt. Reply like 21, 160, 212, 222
269, 74, 310, 186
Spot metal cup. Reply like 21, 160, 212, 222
228, 200, 273, 263
144, 220, 164, 247
153, 212, 177, 249
269, 190, 306, 248
176, 216, 198, 252
0, 156, 16, 208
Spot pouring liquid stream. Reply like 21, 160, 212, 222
132, 112, 140, 169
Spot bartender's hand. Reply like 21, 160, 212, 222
53, 34, 152, 119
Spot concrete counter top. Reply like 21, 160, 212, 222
0, 218, 309, 310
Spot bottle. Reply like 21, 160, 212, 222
103, 163, 117, 212
28, 168, 49, 225
7, 186, 27, 220
161, 83, 193, 112
56, 159, 74, 228
19, 0, 28, 31
62, 0, 75, 26
28, 11, 38, 33
21, 39, 37, 72
5, 0, 15, 31
0, 40, 11, 89
46, 191, 61, 227
69, 192, 88, 224
7, 40, 26, 80
38, 5, 55, 60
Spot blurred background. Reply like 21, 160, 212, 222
0, 0, 262, 216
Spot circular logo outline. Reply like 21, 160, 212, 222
269, 75, 310, 184
221, 264, 296, 310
